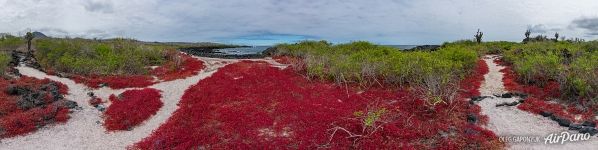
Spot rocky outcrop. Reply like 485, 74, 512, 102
404, 45, 440, 51
179, 47, 265, 59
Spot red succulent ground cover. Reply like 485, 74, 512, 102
459, 60, 489, 98
104, 88, 162, 131
0, 77, 70, 138
133, 60, 501, 149
151, 53, 205, 81
494, 58, 597, 124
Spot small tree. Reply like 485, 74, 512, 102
474, 29, 483, 44
25, 32, 34, 53
554, 32, 559, 42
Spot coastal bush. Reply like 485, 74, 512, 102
104, 88, 162, 131
501, 41, 597, 104
442, 40, 517, 55
498, 59, 596, 124
568, 51, 598, 103
0, 52, 10, 75
0, 34, 24, 51
35, 38, 167, 75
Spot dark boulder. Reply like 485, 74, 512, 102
469, 96, 491, 104
512, 92, 528, 98
405, 45, 440, 51
505, 101, 519, 106
40, 82, 63, 101
501, 93, 513, 98
87, 92, 95, 97
63, 100, 78, 109
262, 47, 278, 56
539, 111, 553, 117
518, 98, 526, 103
569, 124, 583, 130
5, 85, 29, 95
495, 101, 519, 107
17, 91, 48, 110
467, 114, 477, 123
555, 118, 571, 127
579, 127, 598, 136
550, 115, 559, 121
581, 121, 596, 128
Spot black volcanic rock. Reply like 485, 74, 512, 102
262, 47, 278, 56
582, 121, 597, 127
539, 111, 553, 117
579, 127, 598, 136
404, 45, 440, 51
180, 46, 265, 59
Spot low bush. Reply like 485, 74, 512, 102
0, 34, 24, 51
104, 88, 162, 131
35, 38, 168, 76
498, 57, 596, 124
134, 61, 501, 149
0, 52, 10, 75
502, 41, 598, 104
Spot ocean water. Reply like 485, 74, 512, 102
215, 46, 270, 55
386, 45, 419, 50
215, 45, 420, 55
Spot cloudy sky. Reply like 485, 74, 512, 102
1, 0, 598, 45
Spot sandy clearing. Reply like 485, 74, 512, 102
478, 55, 598, 150
0, 55, 287, 150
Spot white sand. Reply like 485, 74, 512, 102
0, 55, 287, 150
478, 55, 598, 150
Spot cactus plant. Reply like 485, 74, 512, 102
474, 29, 483, 44
24, 32, 34, 53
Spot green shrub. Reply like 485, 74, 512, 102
0, 34, 24, 51
501, 41, 597, 103
35, 38, 170, 75
0, 52, 10, 75
568, 51, 598, 103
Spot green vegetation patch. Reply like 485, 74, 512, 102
0, 34, 24, 51
502, 41, 598, 103
0, 52, 10, 75
35, 38, 170, 75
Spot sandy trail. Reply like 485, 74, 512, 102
478, 55, 598, 149
0, 56, 286, 150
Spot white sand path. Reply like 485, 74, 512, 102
0, 56, 287, 150
478, 55, 598, 150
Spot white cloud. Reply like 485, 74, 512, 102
1, 0, 597, 44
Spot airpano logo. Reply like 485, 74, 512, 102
544, 132, 592, 144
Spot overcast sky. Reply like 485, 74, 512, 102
2, 0, 598, 45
